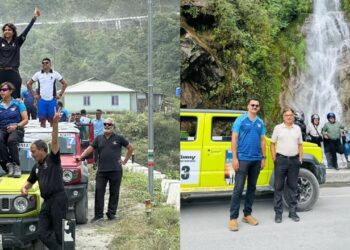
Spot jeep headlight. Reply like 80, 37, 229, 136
63, 170, 73, 183
13, 196, 29, 213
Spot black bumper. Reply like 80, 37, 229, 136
0, 217, 39, 248
64, 183, 87, 205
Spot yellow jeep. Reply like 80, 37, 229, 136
0, 142, 43, 249
180, 109, 326, 211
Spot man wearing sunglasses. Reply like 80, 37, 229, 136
27, 58, 68, 127
77, 118, 134, 222
229, 98, 266, 231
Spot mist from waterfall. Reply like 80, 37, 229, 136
285, 0, 350, 125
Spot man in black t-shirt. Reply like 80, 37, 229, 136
21, 108, 67, 250
78, 117, 134, 222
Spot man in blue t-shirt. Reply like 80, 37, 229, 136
21, 88, 37, 120
228, 98, 266, 232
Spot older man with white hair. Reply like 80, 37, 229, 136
78, 117, 134, 222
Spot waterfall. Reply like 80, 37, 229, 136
284, 0, 350, 125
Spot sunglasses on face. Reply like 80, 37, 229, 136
0, 88, 9, 92
103, 123, 113, 127
250, 104, 260, 108
42, 61, 50, 65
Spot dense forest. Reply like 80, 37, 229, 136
181, 0, 312, 127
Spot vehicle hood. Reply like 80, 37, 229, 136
61, 155, 80, 168
0, 174, 39, 193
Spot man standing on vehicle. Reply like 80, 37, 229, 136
229, 98, 266, 231
78, 117, 134, 222
27, 58, 68, 128
270, 108, 303, 223
21, 107, 67, 249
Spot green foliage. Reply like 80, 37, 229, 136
182, 6, 200, 18
0, 1, 179, 97
199, 0, 312, 122
122, 170, 165, 205
105, 170, 179, 250
108, 111, 179, 176
342, 0, 350, 16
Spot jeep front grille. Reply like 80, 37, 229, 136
0, 197, 10, 212
0, 224, 12, 233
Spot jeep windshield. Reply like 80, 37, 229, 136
16, 134, 77, 174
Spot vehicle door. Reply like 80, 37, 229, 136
180, 113, 204, 189
200, 114, 238, 190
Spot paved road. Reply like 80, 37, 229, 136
181, 186, 350, 250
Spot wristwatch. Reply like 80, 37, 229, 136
262, 156, 266, 159
16, 124, 21, 130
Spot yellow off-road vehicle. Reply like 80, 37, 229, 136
0, 121, 93, 249
180, 109, 326, 211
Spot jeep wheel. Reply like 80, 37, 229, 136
75, 191, 88, 224
283, 168, 320, 211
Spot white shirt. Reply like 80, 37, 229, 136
271, 123, 303, 156
307, 124, 322, 137
32, 70, 63, 101
80, 116, 91, 124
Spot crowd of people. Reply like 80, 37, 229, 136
293, 110, 348, 170
0, 8, 134, 249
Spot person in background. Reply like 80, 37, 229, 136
307, 114, 322, 147
0, 82, 28, 177
322, 113, 346, 170
21, 87, 37, 120
228, 98, 266, 231
80, 109, 91, 124
77, 118, 134, 222
343, 130, 350, 163
21, 107, 67, 249
91, 109, 104, 138
57, 101, 70, 122
27, 58, 68, 128
270, 108, 303, 223
0, 8, 40, 98
294, 111, 307, 141
69, 113, 76, 123
91, 109, 104, 168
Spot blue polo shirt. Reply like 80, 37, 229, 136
0, 99, 26, 128
59, 108, 70, 122
232, 113, 266, 161
21, 89, 35, 108
91, 118, 104, 138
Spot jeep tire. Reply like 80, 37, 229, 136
75, 191, 88, 224
282, 168, 319, 212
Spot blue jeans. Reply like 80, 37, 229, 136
230, 160, 261, 219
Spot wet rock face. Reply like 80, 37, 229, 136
180, 1, 224, 108
181, 30, 223, 108
337, 52, 350, 125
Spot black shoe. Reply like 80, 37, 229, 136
288, 212, 300, 222
106, 213, 116, 220
90, 217, 103, 223
334, 167, 339, 171
275, 214, 282, 223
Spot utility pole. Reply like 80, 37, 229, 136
147, 0, 154, 200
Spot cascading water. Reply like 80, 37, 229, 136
284, 0, 350, 125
